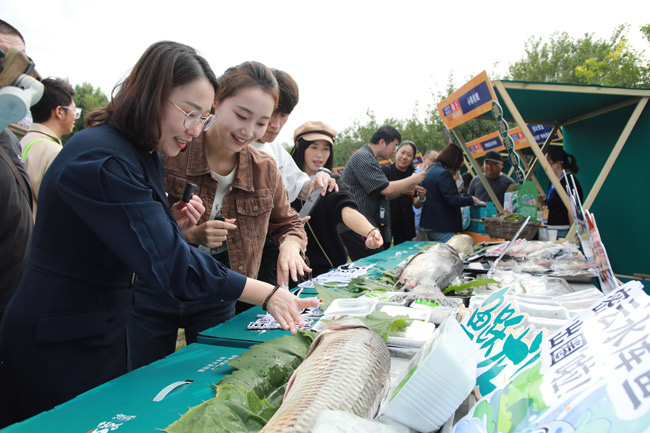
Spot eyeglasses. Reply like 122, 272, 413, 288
168, 100, 216, 132
62, 106, 82, 120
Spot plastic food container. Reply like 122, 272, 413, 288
381, 316, 477, 432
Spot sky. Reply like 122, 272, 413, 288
2, 0, 648, 146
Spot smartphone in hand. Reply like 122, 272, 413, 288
299, 187, 322, 218
181, 182, 198, 203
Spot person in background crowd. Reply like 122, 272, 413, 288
467, 150, 515, 206
250, 69, 336, 285
20, 78, 78, 216
543, 147, 583, 238
0, 19, 33, 324
127, 61, 311, 370
413, 149, 438, 241
420, 143, 485, 242
0, 19, 32, 140
461, 171, 473, 195
381, 140, 427, 245
340, 125, 425, 259
290, 121, 383, 276
0, 42, 318, 427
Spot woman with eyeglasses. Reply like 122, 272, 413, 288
0, 42, 317, 427
127, 60, 311, 370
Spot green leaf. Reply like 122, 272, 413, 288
444, 278, 500, 294
361, 310, 412, 341
315, 282, 362, 310
166, 333, 316, 432
164, 385, 274, 433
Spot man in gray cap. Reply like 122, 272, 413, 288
467, 150, 515, 206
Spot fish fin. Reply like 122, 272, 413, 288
283, 366, 300, 401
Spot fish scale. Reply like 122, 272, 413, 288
259, 317, 391, 433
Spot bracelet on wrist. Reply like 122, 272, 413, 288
365, 227, 379, 238
417, 196, 427, 203
315, 167, 332, 176
262, 284, 280, 311
280, 240, 301, 249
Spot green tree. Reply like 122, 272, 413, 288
68, 82, 109, 141
507, 24, 650, 87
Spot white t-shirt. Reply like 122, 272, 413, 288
199, 166, 237, 255
250, 141, 309, 202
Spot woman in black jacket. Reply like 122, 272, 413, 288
420, 143, 484, 242
381, 141, 427, 245
291, 121, 383, 276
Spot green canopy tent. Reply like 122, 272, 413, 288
475, 80, 650, 279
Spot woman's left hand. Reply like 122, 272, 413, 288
171, 195, 205, 231
365, 229, 384, 249
277, 241, 312, 286
266, 288, 320, 334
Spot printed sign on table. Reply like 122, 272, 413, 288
453, 281, 650, 433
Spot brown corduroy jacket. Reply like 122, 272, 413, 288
163, 137, 307, 279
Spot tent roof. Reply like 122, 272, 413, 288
478, 80, 650, 126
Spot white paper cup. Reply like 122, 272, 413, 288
548, 229, 558, 241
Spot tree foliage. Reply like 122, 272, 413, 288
507, 24, 650, 87
67, 82, 109, 142
332, 23, 649, 169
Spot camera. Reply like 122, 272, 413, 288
0, 47, 43, 130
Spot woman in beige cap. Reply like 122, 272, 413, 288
291, 121, 384, 276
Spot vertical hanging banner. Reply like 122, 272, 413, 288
437, 71, 497, 129
491, 101, 526, 184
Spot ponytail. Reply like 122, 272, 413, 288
565, 153, 579, 174
547, 147, 579, 174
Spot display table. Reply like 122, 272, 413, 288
197, 242, 430, 347
1, 343, 246, 432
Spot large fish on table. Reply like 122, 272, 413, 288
259, 316, 391, 433
390, 243, 464, 306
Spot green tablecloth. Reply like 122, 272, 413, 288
353, 241, 432, 277
1, 343, 246, 432
197, 241, 432, 347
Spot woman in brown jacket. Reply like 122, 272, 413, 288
127, 61, 309, 370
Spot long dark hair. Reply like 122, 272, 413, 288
88, 41, 218, 151
547, 147, 579, 174
292, 137, 334, 172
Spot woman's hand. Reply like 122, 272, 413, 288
170, 195, 205, 231
364, 228, 384, 250
185, 218, 236, 248
276, 241, 311, 286
266, 288, 320, 334
310, 171, 338, 195
473, 196, 487, 207
403, 186, 416, 196
239, 280, 320, 334
415, 185, 426, 201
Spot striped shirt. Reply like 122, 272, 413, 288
341, 144, 391, 241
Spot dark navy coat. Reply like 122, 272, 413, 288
420, 162, 473, 234
0, 125, 246, 426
